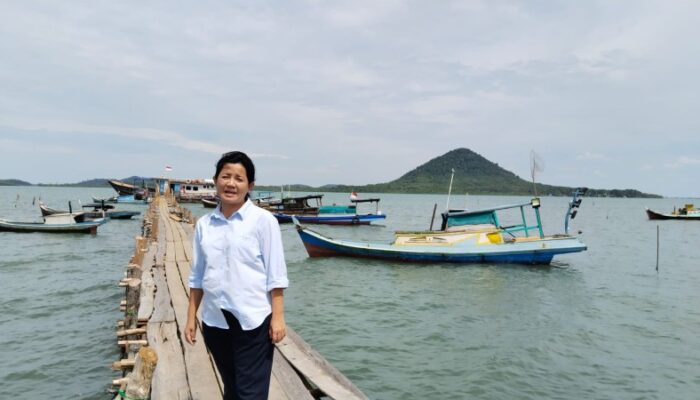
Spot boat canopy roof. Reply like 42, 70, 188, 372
350, 198, 380, 204
281, 194, 323, 203
440, 198, 544, 237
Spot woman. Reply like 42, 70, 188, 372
185, 151, 288, 400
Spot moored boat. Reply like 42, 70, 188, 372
201, 196, 218, 208
161, 179, 217, 202
294, 188, 588, 265
93, 194, 149, 204
109, 179, 149, 200
0, 213, 107, 234
266, 194, 387, 225
646, 204, 700, 220
41, 202, 140, 220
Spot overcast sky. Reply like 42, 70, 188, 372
1, 1, 698, 197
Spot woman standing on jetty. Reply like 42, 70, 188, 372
185, 151, 289, 400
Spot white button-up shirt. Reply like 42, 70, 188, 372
189, 199, 289, 330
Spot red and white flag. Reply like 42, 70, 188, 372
165, 165, 173, 172
350, 191, 358, 200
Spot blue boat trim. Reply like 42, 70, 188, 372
292, 188, 588, 265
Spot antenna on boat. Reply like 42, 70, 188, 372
530, 150, 544, 197
445, 168, 455, 212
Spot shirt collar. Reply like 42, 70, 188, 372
212, 199, 253, 221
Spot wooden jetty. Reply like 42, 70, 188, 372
111, 193, 367, 400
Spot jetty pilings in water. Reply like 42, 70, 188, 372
111, 193, 367, 399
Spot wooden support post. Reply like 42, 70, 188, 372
118, 340, 149, 347
124, 278, 142, 329
116, 327, 147, 337
112, 358, 136, 370
112, 378, 128, 386
123, 347, 158, 399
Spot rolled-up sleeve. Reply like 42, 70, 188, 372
261, 214, 289, 291
189, 219, 205, 289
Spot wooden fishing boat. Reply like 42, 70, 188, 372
109, 179, 149, 199
0, 213, 107, 234
266, 195, 387, 225
201, 196, 218, 208
294, 188, 588, 265
158, 179, 217, 202
646, 204, 700, 220
40, 202, 140, 220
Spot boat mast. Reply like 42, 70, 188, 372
445, 168, 455, 212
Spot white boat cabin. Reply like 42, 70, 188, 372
160, 179, 217, 202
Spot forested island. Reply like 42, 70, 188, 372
2, 148, 660, 198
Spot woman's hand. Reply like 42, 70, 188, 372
185, 317, 198, 345
185, 288, 203, 346
269, 314, 286, 343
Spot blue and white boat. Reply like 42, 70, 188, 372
93, 194, 148, 204
294, 188, 588, 265
40, 202, 140, 220
268, 195, 386, 225
0, 212, 108, 234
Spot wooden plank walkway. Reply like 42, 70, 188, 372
112, 195, 367, 400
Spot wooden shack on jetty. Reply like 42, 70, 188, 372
111, 191, 367, 400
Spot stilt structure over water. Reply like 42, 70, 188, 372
111, 192, 367, 399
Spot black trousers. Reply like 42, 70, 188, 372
202, 311, 273, 400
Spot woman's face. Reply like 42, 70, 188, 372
215, 162, 254, 212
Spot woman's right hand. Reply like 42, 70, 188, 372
185, 317, 197, 345
185, 288, 204, 346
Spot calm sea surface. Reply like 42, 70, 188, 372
1, 186, 699, 399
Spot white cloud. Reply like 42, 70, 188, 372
664, 156, 700, 169
1, 1, 700, 196
577, 152, 608, 161
0, 117, 286, 159
0, 138, 76, 155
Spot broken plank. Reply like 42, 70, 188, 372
276, 327, 368, 400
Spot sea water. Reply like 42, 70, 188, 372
1, 186, 699, 399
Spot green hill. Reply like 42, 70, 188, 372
0, 179, 32, 186
258, 148, 660, 198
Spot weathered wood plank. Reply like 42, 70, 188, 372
175, 260, 192, 296
147, 322, 191, 400
165, 260, 223, 399
175, 222, 193, 261
174, 238, 188, 263
276, 327, 368, 400
165, 241, 176, 262
163, 213, 174, 242
164, 217, 189, 263
155, 219, 167, 266
182, 222, 194, 239
270, 349, 315, 400
149, 266, 175, 323
137, 244, 157, 321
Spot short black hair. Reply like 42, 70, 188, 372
214, 151, 256, 183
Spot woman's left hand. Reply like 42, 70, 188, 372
269, 314, 286, 343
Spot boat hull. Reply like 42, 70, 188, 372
201, 197, 218, 208
40, 204, 139, 220
646, 208, 700, 220
0, 219, 107, 234
296, 226, 586, 265
275, 213, 386, 225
